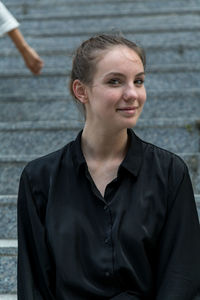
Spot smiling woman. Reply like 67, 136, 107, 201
17, 34, 200, 300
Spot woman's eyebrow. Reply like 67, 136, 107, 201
104, 71, 145, 78
104, 72, 125, 78
136, 72, 145, 76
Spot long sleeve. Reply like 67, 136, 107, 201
156, 163, 200, 300
17, 169, 56, 300
0, 1, 19, 36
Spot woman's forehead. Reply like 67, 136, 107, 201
95, 46, 144, 75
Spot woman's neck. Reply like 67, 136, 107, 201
81, 125, 129, 162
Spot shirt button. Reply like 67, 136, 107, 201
104, 237, 109, 244
105, 271, 110, 277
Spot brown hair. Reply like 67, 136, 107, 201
69, 33, 146, 100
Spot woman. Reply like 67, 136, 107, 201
17, 34, 200, 299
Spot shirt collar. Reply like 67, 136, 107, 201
71, 129, 86, 174
71, 129, 143, 177
120, 129, 143, 177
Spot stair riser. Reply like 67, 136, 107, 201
17, 15, 200, 37
6, 0, 200, 6
0, 256, 16, 294
0, 205, 16, 239
0, 71, 200, 93
1, 32, 200, 54
1, 48, 200, 72
0, 92, 200, 121
0, 128, 78, 156
0, 101, 80, 122
0, 124, 199, 156
7, 1, 200, 18
0, 154, 199, 195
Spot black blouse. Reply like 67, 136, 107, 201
17, 129, 200, 300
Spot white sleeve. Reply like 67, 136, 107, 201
0, 1, 19, 36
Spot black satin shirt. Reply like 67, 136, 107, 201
17, 129, 200, 300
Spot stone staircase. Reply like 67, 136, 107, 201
0, 0, 200, 298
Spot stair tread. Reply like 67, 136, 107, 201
0, 88, 200, 102
0, 118, 199, 130
1, 62, 200, 77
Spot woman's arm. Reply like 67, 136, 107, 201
155, 163, 200, 300
17, 169, 55, 300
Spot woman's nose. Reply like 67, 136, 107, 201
123, 85, 138, 101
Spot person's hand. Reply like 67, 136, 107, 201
8, 28, 44, 75
21, 45, 44, 75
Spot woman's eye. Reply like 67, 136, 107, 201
134, 79, 144, 86
108, 79, 121, 85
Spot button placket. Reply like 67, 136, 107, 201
103, 203, 113, 277
103, 204, 111, 245
104, 237, 109, 244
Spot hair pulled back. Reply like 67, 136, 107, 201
69, 33, 146, 100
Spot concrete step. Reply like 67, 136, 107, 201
6, 0, 200, 18
1, 31, 200, 56
6, 0, 200, 4
0, 295, 16, 300
1, 44, 200, 71
1, 62, 200, 77
1, 195, 200, 240
0, 64, 200, 93
0, 93, 79, 122
0, 119, 199, 155
0, 152, 200, 195
15, 15, 200, 37
5, 0, 200, 10
0, 240, 17, 295
8, 4, 200, 20
135, 118, 200, 153
0, 120, 81, 156
0, 196, 17, 239
0, 88, 200, 122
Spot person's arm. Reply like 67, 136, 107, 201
17, 168, 55, 300
155, 162, 200, 300
8, 28, 43, 75
0, 1, 43, 74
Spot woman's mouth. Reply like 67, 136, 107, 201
117, 107, 138, 115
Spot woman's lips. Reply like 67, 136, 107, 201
117, 107, 138, 114
117, 107, 138, 110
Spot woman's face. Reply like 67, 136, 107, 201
84, 45, 146, 131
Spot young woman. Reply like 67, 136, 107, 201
17, 34, 200, 299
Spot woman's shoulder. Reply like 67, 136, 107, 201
23, 141, 73, 181
139, 137, 188, 179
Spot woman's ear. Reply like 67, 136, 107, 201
72, 79, 88, 103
